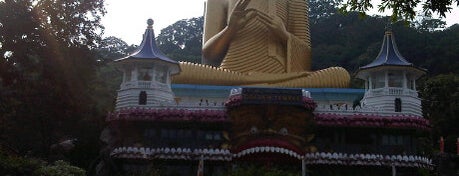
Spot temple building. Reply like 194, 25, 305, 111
96, 19, 432, 176
356, 29, 426, 116
113, 19, 180, 110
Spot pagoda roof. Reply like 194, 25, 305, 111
356, 30, 426, 79
359, 30, 424, 71
115, 19, 178, 66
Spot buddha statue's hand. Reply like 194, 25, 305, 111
227, 0, 253, 32
256, 10, 289, 42
202, 0, 255, 64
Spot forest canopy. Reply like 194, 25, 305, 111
339, 0, 459, 21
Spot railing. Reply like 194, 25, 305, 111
367, 87, 418, 97
316, 109, 409, 117
173, 104, 226, 110
117, 102, 226, 111
388, 87, 403, 95
120, 81, 170, 90
370, 88, 385, 95
312, 143, 415, 155
137, 81, 150, 88
315, 104, 423, 117
404, 89, 418, 96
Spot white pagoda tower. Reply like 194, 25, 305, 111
356, 28, 426, 116
114, 19, 180, 110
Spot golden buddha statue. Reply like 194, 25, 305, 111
172, 0, 350, 88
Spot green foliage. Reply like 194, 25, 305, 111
419, 74, 459, 153
0, 150, 43, 175
413, 17, 447, 32
309, 10, 459, 78
0, 150, 85, 176
416, 168, 431, 176
310, 12, 388, 72
339, 0, 459, 22
229, 165, 299, 176
35, 160, 86, 176
157, 17, 203, 63
309, 0, 342, 24
0, 0, 106, 169
138, 165, 162, 176
97, 36, 137, 64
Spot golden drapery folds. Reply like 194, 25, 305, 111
172, 0, 350, 88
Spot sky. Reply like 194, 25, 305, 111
102, 0, 205, 45
101, 0, 459, 45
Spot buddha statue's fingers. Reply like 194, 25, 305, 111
228, 1, 256, 33
234, 0, 251, 12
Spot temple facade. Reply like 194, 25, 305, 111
97, 20, 432, 176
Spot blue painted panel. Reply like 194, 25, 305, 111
171, 84, 364, 102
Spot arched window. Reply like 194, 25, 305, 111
139, 91, 147, 105
395, 98, 402, 112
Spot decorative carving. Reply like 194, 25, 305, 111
229, 105, 314, 157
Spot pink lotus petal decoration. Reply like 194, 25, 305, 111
314, 113, 430, 131
107, 107, 230, 123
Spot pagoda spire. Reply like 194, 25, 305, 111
115, 19, 180, 74
385, 18, 392, 32
359, 28, 415, 70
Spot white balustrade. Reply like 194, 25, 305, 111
120, 81, 171, 90
367, 87, 418, 97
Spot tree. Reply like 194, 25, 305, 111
97, 36, 137, 64
419, 74, 459, 153
413, 16, 447, 32
310, 12, 390, 72
309, 0, 342, 24
0, 150, 85, 176
309, 8, 459, 77
157, 16, 203, 63
228, 165, 299, 176
0, 0, 106, 168
339, 0, 459, 21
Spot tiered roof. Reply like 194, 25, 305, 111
115, 19, 180, 74
357, 29, 426, 78
361, 30, 413, 69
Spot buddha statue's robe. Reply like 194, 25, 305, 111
172, 0, 350, 88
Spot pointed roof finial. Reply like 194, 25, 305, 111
114, 19, 180, 74
147, 18, 154, 28
385, 19, 392, 33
